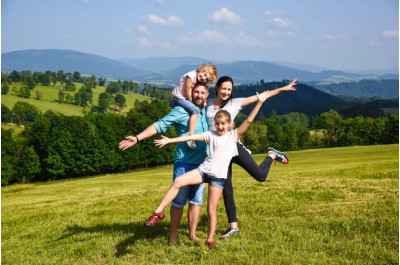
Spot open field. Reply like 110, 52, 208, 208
2, 145, 398, 264
2, 82, 151, 116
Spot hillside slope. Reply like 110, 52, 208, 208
2, 49, 147, 80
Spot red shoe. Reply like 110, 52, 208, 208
205, 240, 215, 249
143, 211, 165, 227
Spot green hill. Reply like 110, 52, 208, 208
2, 82, 151, 116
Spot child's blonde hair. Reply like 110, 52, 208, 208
197, 63, 218, 85
214, 110, 231, 123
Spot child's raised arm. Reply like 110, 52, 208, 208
237, 91, 270, 139
154, 133, 205, 148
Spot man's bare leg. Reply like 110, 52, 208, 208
188, 204, 200, 241
170, 206, 183, 245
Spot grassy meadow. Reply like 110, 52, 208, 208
1, 82, 150, 116
1, 145, 399, 264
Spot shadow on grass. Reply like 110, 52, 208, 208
58, 221, 170, 257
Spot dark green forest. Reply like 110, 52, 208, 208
1, 71, 399, 185
1, 99, 398, 185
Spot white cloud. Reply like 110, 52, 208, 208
286, 31, 296, 37
267, 17, 295, 29
265, 9, 287, 16
156, 0, 166, 5
382, 30, 399, 39
137, 26, 148, 34
235, 31, 264, 47
265, 30, 274, 36
145, 14, 184, 26
180, 30, 229, 44
320, 34, 348, 40
133, 36, 172, 49
211, 8, 242, 25
134, 36, 153, 47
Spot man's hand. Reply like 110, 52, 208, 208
119, 136, 137, 151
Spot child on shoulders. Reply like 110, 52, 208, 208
172, 63, 218, 149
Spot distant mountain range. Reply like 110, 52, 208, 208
2, 49, 398, 94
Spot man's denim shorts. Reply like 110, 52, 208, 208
196, 168, 225, 190
172, 160, 205, 208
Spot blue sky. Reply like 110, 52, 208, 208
1, 0, 399, 71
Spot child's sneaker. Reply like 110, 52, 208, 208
267, 147, 289, 164
187, 140, 197, 149
219, 227, 239, 239
143, 211, 165, 227
183, 133, 197, 149
205, 240, 216, 249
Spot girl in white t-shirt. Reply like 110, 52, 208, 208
207, 76, 297, 239
143, 91, 270, 249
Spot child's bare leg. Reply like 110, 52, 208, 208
188, 114, 199, 135
207, 186, 223, 243
155, 170, 202, 213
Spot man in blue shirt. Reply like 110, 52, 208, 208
119, 84, 209, 244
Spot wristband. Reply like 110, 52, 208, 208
135, 136, 140, 142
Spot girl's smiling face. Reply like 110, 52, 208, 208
214, 116, 231, 136
217, 81, 233, 101
197, 71, 210, 84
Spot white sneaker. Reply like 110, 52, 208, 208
183, 133, 197, 149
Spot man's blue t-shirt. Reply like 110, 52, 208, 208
153, 106, 209, 165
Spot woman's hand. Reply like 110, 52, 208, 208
282, 79, 298, 91
154, 135, 170, 148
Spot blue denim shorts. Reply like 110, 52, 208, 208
197, 169, 225, 190
172, 160, 205, 208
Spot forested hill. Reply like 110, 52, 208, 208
310, 79, 399, 98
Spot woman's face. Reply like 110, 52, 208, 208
217, 81, 233, 101
214, 116, 230, 136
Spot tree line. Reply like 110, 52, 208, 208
1, 99, 398, 186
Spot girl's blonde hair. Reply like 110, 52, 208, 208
197, 63, 218, 85
214, 110, 231, 123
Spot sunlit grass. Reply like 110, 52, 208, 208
1, 82, 151, 116
2, 145, 398, 264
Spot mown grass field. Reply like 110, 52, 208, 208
1, 82, 150, 116
1, 145, 398, 264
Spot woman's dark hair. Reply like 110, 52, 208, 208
215, 76, 234, 108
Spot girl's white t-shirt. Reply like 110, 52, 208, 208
206, 98, 245, 130
198, 129, 239, 179
172, 70, 197, 99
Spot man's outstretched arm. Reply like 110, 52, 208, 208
118, 124, 158, 151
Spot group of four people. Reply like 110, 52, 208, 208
118, 63, 297, 248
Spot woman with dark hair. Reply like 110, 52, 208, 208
206, 76, 298, 239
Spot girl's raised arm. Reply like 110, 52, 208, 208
237, 91, 269, 139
